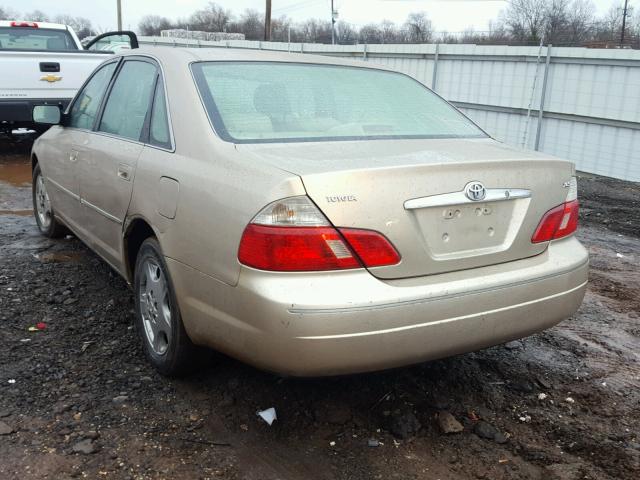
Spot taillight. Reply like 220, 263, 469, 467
531, 199, 579, 243
10, 21, 39, 28
238, 196, 400, 272
338, 228, 401, 268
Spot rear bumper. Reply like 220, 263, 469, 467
168, 236, 588, 376
0, 98, 69, 125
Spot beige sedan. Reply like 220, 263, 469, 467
30, 47, 588, 376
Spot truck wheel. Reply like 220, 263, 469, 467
32, 164, 68, 238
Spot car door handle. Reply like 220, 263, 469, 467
117, 164, 132, 181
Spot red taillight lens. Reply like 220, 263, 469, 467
531, 200, 579, 243
238, 225, 362, 271
238, 225, 401, 272
10, 21, 39, 28
339, 228, 401, 268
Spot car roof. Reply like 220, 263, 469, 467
121, 46, 396, 72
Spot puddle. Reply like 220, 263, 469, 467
0, 154, 31, 186
33, 251, 84, 263
0, 209, 33, 216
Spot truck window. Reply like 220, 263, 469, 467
0, 27, 78, 51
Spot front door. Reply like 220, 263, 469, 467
78, 59, 158, 269
43, 61, 118, 228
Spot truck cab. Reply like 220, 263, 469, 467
0, 20, 136, 135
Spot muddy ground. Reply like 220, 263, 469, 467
0, 136, 638, 480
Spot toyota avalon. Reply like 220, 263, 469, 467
29, 47, 588, 376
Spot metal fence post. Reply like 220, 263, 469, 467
363, 44, 368, 61
431, 43, 440, 91
535, 44, 552, 151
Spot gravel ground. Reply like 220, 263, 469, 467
1, 136, 639, 479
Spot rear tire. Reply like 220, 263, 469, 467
134, 237, 204, 376
32, 164, 68, 238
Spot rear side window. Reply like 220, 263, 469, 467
69, 62, 117, 130
98, 61, 157, 141
0, 27, 78, 51
148, 77, 171, 149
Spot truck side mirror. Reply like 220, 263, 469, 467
33, 105, 61, 125
84, 31, 138, 52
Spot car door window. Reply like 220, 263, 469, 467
98, 60, 157, 141
149, 77, 172, 149
68, 62, 117, 130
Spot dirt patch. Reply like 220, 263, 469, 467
1, 140, 639, 479
578, 171, 640, 239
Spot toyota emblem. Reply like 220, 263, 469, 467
464, 181, 487, 201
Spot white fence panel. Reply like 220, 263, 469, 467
139, 36, 640, 182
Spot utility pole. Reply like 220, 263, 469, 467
264, 0, 272, 41
620, 0, 630, 46
331, 0, 336, 45
116, 0, 122, 31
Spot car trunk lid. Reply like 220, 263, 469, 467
236, 138, 575, 279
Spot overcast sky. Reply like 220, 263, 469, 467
9, 0, 621, 33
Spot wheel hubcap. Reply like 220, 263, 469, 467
35, 175, 52, 229
139, 258, 172, 355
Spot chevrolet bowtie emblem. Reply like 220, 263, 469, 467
40, 74, 62, 83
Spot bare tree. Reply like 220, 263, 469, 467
24, 10, 50, 22
359, 23, 382, 43
501, 0, 548, 43
379, 20, 400, 43
336, 21, 357, 44
138, 15, 173, 36
299, 19, 332, 43
0, 6, 20, 20
403, 12, 433, 43
271, 15, 293, 42
565, 0, 596, 43
54, 15, 93, 38
189, 2, 232, 32
235, 9, 263, 40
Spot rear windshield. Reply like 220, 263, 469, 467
191, 61, 486, 143
0, 27, 78, 51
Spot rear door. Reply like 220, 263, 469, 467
78, 58, 158, 268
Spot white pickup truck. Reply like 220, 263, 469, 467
0, 21, 137, 134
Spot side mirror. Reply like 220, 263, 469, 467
33, 105, 61, 125
84, 31, 138, 52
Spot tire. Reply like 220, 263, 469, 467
134, 237, 204, 376
32, 164, 68, 238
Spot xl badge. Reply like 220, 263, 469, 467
464, 181, 487, 201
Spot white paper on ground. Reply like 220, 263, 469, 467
257, 407, 277, 426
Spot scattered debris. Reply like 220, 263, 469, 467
7, 379, 15, 384
504, 340, 523, 350
0, 421, 14, 435
329, 441, 336, 447
565, 397, 576, 404
112, 395, 128, 404
257, 407, 277, 426
437, 411, 464, 434
389, 408, 421, 439
367, 438, 380, 447
519, 415, 532, 423
27, 322, 46, 332
538, 393, 548, 400
474, 421, 508, 444
72, 439, 98, 455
